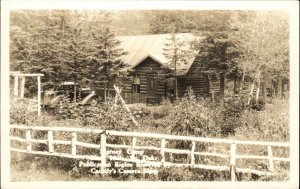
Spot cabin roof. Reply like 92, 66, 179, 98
117, 33, 200, 75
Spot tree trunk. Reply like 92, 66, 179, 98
174, 52, 178, 100
107, 80, 110, 99
271, 81, 275, 97
207, 74, 210, 96
255, 78, 260, 104
104, 66, 108, 102
74, 76, 77, 104
247, 83, 255, 105
233, 77, 239, 95
104, 82, 107, 102
278, 77, 282, 98
175, 77, 178, 100
240, 68, 245, 91
274, 80, 279, 98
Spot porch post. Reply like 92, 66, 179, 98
37, 76, 41, 116
14, 75, 19, 97
20, 76, 26, 99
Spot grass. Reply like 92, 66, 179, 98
11, 152, 289, 182
234, 98, 289, 142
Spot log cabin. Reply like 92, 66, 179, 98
114, 33, 225, 104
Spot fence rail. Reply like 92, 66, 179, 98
10, 124, 290, 181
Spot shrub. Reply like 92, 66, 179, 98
10, 96, 56, 126
220, 96, 247, 136
54, 98, 136, 131
248, 98, 266, 111
164, 91, 221, 138
10, 97, 38, 125
55, 103, 103, 127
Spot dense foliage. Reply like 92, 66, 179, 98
55, 99, 135, 131
10, 10, 126, 94
10, 10, 289, 98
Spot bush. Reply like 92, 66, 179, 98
248, 98, 266, 111
54, 98, 136, 131
10, 96, 56, 126
163, 90, 222, 138
10, 97, 38, 125
220, 96, 247, 136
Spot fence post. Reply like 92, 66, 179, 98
268, 146, 274, 172
160, 139, 166, 167
191, 141, 196, 166
26, 130, 32, 152
230, 143, 237, 181
131, 137, 137, 160
14, 75, 19, 97
48, 130, 54, 153
71, 132, 77, 156
100, 133, 107, 174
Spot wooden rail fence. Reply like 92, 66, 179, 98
10, 125, 290, 181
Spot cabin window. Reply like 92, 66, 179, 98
132, 84, 140, 93
132, 75, 140, 93
166, 77, 176, 90
133, 75, 140, 84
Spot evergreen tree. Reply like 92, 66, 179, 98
59, 21, 92, 103
89, 27, 127, 100
148, 10, 232, 34
194, 30, 240, 94
163, 31, 196, 99
28, 25, 66, 85
150, 10, 240, 95
10, 10, 68, 93
10, 25, 31, 72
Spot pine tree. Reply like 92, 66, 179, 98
10, 25, 31, 72
59, 22, 92, 103
163, 32, 196, 99
10, 10, 73, 89
195, 30, 240, 94
90, 27, 127, 101
10, 10, 69, 94
10, 10, 127, 99
28, 25, 66, 85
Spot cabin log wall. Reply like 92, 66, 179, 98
185, 56, 223, 98
122, 57, 169, 103
119, 55, 225, 103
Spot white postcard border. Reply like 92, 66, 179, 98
1, 1, 299, 189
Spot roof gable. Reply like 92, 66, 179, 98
117, 33, 200, 75
130, 54, 167, 70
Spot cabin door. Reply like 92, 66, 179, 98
147, 75, 157, 97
